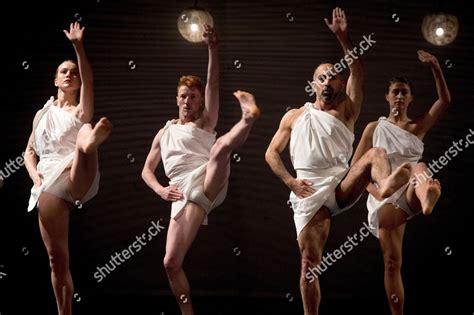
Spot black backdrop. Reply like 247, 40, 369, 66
1, 0, 473, 314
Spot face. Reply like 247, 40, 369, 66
312, 64, 344, 105
54, 61, 80, 90
176, 85, 203, 119
385, 82, 413, 113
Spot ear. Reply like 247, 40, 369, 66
54, 78, 59, 87
385, 93, 390, 102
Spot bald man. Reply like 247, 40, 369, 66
265, 8, 411, 314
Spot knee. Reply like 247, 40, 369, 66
300, 251, 321, 272
414, 162, 428, 173
47, 247, 69, 273
163, 255, 181, 274
369, 147, 387, 159
383, 254, 402, 275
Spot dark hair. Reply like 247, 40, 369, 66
386, 77, 413, 94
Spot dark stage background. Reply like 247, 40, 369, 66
1, 0, 473, 314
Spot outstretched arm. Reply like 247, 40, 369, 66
265, 109, 315, 198
415, 50, 451, 135
142, 129, 183, 202
325, 7, 364, 118
202, 24, 219, 131
64, 22, 94, 123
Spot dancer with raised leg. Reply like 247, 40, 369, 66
142, 24, 259, 315
24, 22, 112, 315
265, 8, 411, 315
351, 50, 449, 315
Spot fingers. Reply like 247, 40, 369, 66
167, 186, 183, 201
294, 179, 315, 198
323, 18, 330, 27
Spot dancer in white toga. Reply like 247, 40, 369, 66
351, 50, 448, 315
142, 25, 260, 315
265, 8, 411, 314
23, 22, 112, 315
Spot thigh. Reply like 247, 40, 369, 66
203, 157, 230, 202
165, 203, 207, 263
38, 192, 71, 252
336, 163, 370, 209
378, 204, 407, 257
297, 207, 331, 258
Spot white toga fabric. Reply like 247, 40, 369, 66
160, 120, 227, 225
289, 102, 356, 237
28, 97, 100, 211
367, 117, 424, 237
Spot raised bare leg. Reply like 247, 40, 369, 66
69, 117, 112, 200
406, 162, 441, 215
38, 192, 74, 315
297, 207, 331, 315
203, 91, 259, 201
378, 204, 408, 315
336, 148, 411, 208
163, 203, 206, 315
379, 163, 412, 198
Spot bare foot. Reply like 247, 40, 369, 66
83, 117, 112, 154
379, 162, 412, 198
233, 90, 260, 121
421, 178, 441, 215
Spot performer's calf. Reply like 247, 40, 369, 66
70, 118, 111, 200
379, 205, 407, 315
337, 148, 411, 208
204, 91, 259, 201
163, 203, 206, 315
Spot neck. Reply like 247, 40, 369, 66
179, 113, 200, 124
56, 89, 77, 107
388, 110, 409, 122
314, 100, 333, 111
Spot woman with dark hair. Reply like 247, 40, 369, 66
351, 50, 450, 314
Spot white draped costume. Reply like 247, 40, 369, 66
160, 120, 228, 225
28, 97, 100, 211
366, 117, 424, 237
289, 102, 358, 237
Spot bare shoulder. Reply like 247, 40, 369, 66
366, 120, 379, 131
359, 120, 378, 139
282, 107, 305, 129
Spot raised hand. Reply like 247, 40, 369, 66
324, 7, 348, 37
63, 22, 85, 43
417, 50, 439, 65
202, 24, 218, 48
